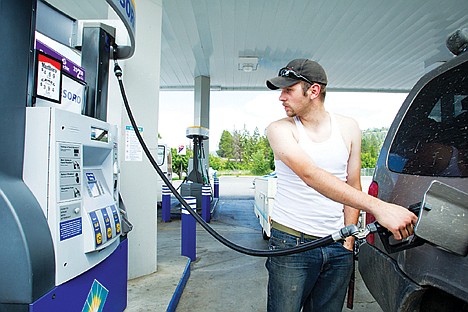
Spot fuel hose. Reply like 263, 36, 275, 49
113, 59, 354, 257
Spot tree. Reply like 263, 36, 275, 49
251, 149, 271, 175
232, 129, 244, 162
171, 147, 190, 179
361, 128, 388, 168
242, 127, 260, 165
209, 154, 223, 171
217, 130, 234, 158
214, 127, 274, 174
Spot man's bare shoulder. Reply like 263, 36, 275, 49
266, 117, 298, 144
267, 117, 295, 131
334, 113, 361, 132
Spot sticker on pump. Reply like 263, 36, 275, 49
82, 279, 109, 312
86, 172, 96, 182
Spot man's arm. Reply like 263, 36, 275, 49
342, 117, 362, 250
267, 120, 417, 240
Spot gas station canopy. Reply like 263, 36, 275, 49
47, 0, 468, 92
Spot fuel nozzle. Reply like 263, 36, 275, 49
332, 223, 378, 242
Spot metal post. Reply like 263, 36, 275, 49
214, 177, 219, 198
201, 185, 211, 223
181, 196, 196, 261
81, 23, 115, 121
161, 185, 171, 222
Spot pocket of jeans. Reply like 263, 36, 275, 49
337, 242, 354, 254
269, 234, 297, 250
269, 236, 285, 250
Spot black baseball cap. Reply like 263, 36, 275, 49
266, 59, 328, 90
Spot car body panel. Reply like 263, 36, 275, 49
359, 43, 468, 310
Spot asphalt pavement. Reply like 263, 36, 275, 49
126, 176, 382, 311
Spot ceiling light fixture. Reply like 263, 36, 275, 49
238, 56, 258, 72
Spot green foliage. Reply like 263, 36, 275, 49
361, 128, 388, 169
208, 154, 223, 170
171, 147, 191, 178
251, 149, 271, 175
217, 130, 234, 158
213, 126, 274, 174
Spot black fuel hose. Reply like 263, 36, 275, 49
113, 60, 348, 257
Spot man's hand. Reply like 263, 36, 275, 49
343, 237, 355, 252
372, 203, 418, 240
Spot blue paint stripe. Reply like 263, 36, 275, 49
254, 203, 269, 222
166, 257, 191, 312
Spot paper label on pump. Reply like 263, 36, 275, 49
125, 125, 143, 161
36, 52, 62, 103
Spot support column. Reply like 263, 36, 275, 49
110, 0, 163, 279
194, 76, 211, 162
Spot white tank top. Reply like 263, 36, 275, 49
272, 113, 350, 237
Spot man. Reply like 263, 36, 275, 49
265, 59, 417, 312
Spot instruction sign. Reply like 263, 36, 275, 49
58, 143, 81, 201
60, 217, 82, 241
59, 202, 82, 240
125, 125, 143, 161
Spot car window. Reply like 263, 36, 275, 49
388, 62, 468, 177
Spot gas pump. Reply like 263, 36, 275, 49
0, 0, 135, 311
180, 126, 211, 209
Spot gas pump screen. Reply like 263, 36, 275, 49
91, 127, 108, 142
88, 181, 103, 197
86, 172, 104, 198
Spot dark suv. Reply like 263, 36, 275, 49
358, 29, 468, 312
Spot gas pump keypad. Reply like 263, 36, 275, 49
88, 206, 121, 250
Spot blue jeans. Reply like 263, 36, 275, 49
266, 228, 353, 312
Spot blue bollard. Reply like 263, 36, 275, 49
181, 196, 197, 261
213, 177, 219, 198
201, 185, 211, 223
162, 185, 171, 222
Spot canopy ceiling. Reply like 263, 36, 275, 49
45, 0, 468, 92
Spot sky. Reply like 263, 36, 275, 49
158, 91, 408, 153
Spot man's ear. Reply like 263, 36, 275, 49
308, 84, 320, 99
